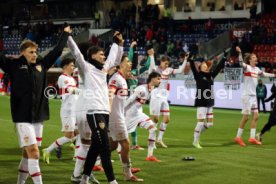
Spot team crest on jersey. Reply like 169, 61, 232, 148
111, 80, 116, 85
64, 80, 69, 84
65, 124, 69, 130
36, 65, 42, 72
99, 121, 105, 129
24, 135, 29, 144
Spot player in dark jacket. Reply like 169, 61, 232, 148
256, 84, 276, 142
0, 26, 71, 184
190, 55, 227, 148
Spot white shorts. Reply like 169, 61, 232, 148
197, 107, 214, 119
76, 111, 91, 140
16, 122, 43, 148
126, 110, 154, 133
150, 97, 170, 116
241, 95, 258, 115
61, 116, 76, 132
108, 120, 128, 141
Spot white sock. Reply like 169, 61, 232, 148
122, 162, 132, 178
28, 159, 42, 184
17, 157, 29, 184
74, 135, 81, 158
81, 175, 90, 183
73, 144, 90, 177
148, 127, 157, 157
95, 156, 101, 166
110, 180, 118, 184
157, 122, 167, 141
46, 136, 71, 153
193, 122, 204, 143
236, 128, 244, 138
250, 128, 256, 139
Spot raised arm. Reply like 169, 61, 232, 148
139, 56, 151, 74
236, 46, 247, 68
104, 32, 124, 71
104, 43, 124, 71
172, 54, 188, 74
189, 59, 199, 79
212, 57, 227, 78
147, 49, 156, 73
67, 36, 88, 72
41, 26, 71, 70
128, 41, 137, 62
260, 71, 276, 78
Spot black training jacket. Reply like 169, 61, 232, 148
190, 58, 226, 107
0, 31, 69, 123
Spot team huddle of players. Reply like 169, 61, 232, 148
1, 26, 275, 184
43, 31, 276, 184
41, 31, 190, 183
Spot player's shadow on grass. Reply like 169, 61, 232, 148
198, 141, 237, 147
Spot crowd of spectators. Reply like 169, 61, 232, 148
1, 2, 276, 72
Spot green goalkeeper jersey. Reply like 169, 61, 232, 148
127, 47, 151, 92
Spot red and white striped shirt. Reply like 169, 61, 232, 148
242, 63, 274, 96
109, 71, 128, 123
58, 74, 78, 117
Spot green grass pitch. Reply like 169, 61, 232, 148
0, 95, 276, 184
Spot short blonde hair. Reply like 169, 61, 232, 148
19, 40, 38, 52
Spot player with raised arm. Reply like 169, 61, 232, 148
67, 31, 124, 184
234, 47, 276, 146
190, 54, 227, 149
149, 55, 188, 148
0, 26, 71, 184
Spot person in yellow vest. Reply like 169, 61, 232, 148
94, 10, 101, 29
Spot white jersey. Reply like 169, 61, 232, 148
125, 84, 150, 113
242, 63, 274, 96
67, 36, 123, 114
156, 67, 174, 90
150, 59, 187, 98
73, 68, 84, 89
109, 71, 128, 123
125, 84, 152, 133
58, 74, 78, 117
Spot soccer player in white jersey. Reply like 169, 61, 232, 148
42, 58, 79, 164
67, 31, 124, 184
125, 72, 161, 162
149, 55, 188, 148
234, 47, 276, 146
108, 54, 143, 182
